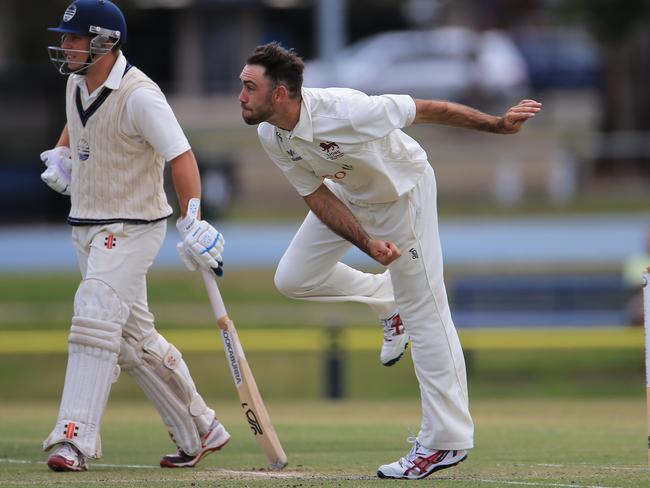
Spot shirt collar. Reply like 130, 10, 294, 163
290, 88, 314, 142
103, 51, 127, 90
72, 51, 126, 99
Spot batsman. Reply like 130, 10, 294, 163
41, 0, 230, 471
239, 42, 541, 480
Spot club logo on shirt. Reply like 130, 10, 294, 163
77, 138, 90, 161
319, 141, 344, 160
409, 247, 419, 259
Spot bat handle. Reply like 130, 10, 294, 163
188, 198, 228, 324
201, 269, 228, 324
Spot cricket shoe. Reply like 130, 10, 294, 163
47, 443, 88, 472
160, 419, 231, 468
380, 312, 409, 366
377, 438, 467, 480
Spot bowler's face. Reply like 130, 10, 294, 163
239, 64, 275, 125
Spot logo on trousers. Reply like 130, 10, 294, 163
104, 234, 117, 249
63, 421, 79, 439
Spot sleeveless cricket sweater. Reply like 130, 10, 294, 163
65, 65, 173, 225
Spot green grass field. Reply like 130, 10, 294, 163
1, 398, 649, 487
1, 270, 649, 487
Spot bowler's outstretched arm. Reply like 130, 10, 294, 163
413, 99, 542, 134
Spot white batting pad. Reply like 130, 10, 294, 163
43, 279, 126, 458
118, 332, 214, 456
72, 278, 130, 326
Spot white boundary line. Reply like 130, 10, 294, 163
535, 463, 650, 472
0, 458, 314, 479
469, 480, 620, 488
0, 458, 632, 487
0, 458, 157, 469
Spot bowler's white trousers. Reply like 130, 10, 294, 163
275, 165, 474, 450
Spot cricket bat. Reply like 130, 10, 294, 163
184, 198, 287, 469
201, 270, 288, 469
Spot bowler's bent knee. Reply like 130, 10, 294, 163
274, 264, 315, 298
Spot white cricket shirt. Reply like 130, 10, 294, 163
71, 52, 190, 162
258, 87, 428, 203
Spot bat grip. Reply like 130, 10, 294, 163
201, 269, 228, 324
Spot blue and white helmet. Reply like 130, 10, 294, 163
47, 0, 127, 75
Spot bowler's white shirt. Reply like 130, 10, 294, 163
258, 87, 428, 203
72, 52, 190, 162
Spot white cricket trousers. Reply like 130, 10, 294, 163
72, 221, 166, 342
275, 165, 474, 450
72, 220, 212, 415
64, 221, 215, 457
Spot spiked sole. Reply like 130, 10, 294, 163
160, 436, 231, 468
47, 455, 87, 472
381, 342, 409, 367
377, 452, 467, 480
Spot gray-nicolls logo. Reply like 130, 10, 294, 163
222, 330, 242, 386
409, 247, 419, 259
242, 403, 263, 435
286, 148, 302, 161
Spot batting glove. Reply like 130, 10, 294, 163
176, 215, 225, 276
40, 146, 72, 196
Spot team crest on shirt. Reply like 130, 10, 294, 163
77, 138, 90, 161
319, 141, 344, 160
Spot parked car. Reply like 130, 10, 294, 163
512, 27, 604, 90
303, 26, 530, 103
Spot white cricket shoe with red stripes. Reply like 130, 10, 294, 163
377, 438, 467, 480
47, 443, 88, 472
380, 312, 409, 366
160, 419, 231, 468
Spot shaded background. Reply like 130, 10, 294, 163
2, 0, 649, 323
1, 0, 649, 402
2, 0, 649, 219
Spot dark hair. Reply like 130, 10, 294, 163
247, 42, 304, 99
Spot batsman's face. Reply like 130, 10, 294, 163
239, 64, 276, 125
60, 34, 91, 72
